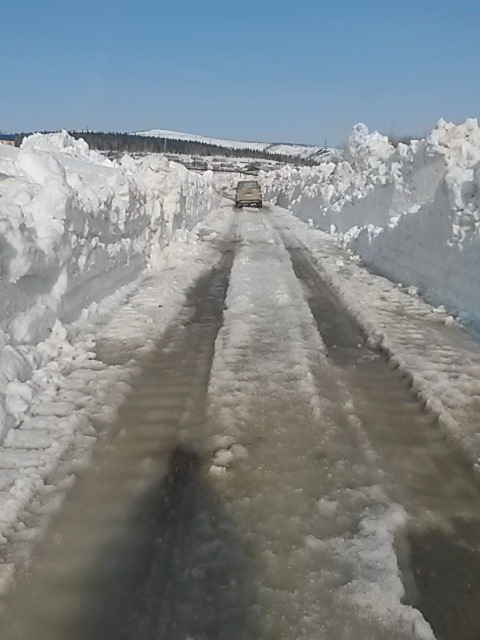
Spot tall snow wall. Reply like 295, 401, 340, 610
0, 131, 220, 443
263, 119, 480, 325
0, 132, 219, 345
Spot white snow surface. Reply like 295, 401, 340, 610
135, 128, 331, 160
262, 118, 480, 325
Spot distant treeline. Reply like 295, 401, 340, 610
14, 131, 322, 164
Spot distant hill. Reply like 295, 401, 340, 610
15, 129, 332, 164
135, 128, 332, 160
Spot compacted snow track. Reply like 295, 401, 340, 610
2, 209, 480, 640
0, 237, 239, 639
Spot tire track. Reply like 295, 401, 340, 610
0, 224, 253, 640
275, 222, 480, 640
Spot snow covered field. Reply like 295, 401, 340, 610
262, 118, 480, 327
1, 130, 480, 638
136, 127, 332, 160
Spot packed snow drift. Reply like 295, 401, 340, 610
262, 118, 480, 327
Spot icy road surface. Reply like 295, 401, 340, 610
2, 208, 480, 639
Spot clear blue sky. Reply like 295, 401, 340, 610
2, 0, 480, 146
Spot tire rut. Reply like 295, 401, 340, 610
0, 232, 246, 640
278, 227, 480, 640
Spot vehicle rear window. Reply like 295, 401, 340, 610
239, 181, 259, 187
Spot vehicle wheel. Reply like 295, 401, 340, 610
258, 202, 263, 209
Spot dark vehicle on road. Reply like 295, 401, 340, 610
235, 180, 262, 208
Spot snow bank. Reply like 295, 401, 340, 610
20, 130, 111, 166
0, 132, 219, 442
262, 118, 480, 325
119, 154, 217, 267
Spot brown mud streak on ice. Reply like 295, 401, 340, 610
0, 220, 259, 640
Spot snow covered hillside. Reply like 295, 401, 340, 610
262, 118, 480, 327
135, 128, 331, 160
